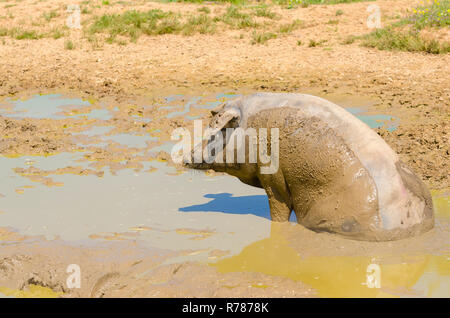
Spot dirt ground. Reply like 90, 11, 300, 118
0, 0, 448, 188
0, 0, 448, 297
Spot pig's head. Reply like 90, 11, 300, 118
183, 103, 257, 180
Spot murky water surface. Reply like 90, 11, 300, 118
0, 92, 447, 297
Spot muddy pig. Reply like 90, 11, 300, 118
183, 93, 434, 241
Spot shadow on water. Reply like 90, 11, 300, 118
179, 193, 297, 222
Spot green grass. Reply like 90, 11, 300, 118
64, 39, 74, 50
216, 5, 258, 29
89, 8, 228, 42
253, 5, 279, 20
308, 0, 373, 3
42, 10, 59, 22
273, 0, 374, 9
357, 1, 449, 54
182, 14, 216, 35
152, 17, 181, 35
401, 0, 449, 30
50, 27, 65, 39
197, 6, 211, 14
8, 28, 43, 40
251, 31, 277, 44
81, 6, 92, 14
251, 18, 303, 44
308, 38, 327, 47
88, 9, 179, 42
342, 35, 356, 44
278, 19, 302, 33
0, 26, 70, 40
160, 0, 246, 4
0, 26, 68, 40
361, 28, 449, 54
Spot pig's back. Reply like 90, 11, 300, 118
232, 92, 428, 231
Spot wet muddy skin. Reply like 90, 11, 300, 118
0, 92, 448, 298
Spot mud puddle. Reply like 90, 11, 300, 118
0, 91, 447, 297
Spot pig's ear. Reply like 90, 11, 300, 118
214, 107, 241, 130
210, 103, 225, 116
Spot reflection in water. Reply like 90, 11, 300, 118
0, 94, 113, 120
346, 107, 398, 131
212, 223, 449, 297
0, 94, 90, 119
166, 97, 201, 119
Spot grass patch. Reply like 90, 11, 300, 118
273, 0, 374, 9
182, 14, 216, 35
8, 28, 42, 40
197, 6, 211, 14
89, 9, 225, 42
357, 1, 449, 54
401, 0, 449, 30
253, 5, 279, 20
361, 27, 449, 54
64, 39, 74, 50
217, 5, 258, 29
42, 10, 59, 22
0, 26, 67, 40
81, 6, 92, 14
151, 17, 181, 35
342, 35, 356, 44
278, 19, 302, 33
88, 10, 180, 42
50, 27, 65, 39
161, 0, 246, 4
252, 19, 303, 44
308, 38, 327, 47
251, 31, 277, 44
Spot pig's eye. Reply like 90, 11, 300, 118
223, 117, 239, 129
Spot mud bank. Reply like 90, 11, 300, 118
0, 91, 448, 298
0, 0, 448, 298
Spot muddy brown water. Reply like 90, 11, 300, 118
0, 92, 448, 297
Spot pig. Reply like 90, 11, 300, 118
183, 93, 434, 241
